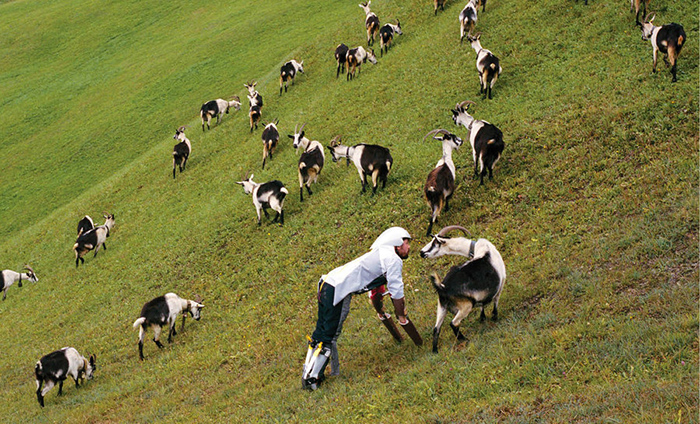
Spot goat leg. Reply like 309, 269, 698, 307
450, 322, 466, 340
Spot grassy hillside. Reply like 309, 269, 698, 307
0, 0, 697, 422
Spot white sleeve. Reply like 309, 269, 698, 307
381, 249, 405, 300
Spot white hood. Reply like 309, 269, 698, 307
370, 227, 411, 250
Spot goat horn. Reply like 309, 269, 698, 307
299, 122, 307, 133
232, 95, 240, 102
457, 100, 476, 109
24, 264, 35, 274
436, 225, 471, 238
178, 126, 187, 132
422, 129, 451, 142
243, 170, 250, 180
330, 135, 342, 147
194, 294, 202, 304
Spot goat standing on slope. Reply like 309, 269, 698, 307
346, 46, 377, 81
459, 0, 478, 43
379, 20, 403, 57
452, 100, 504, 185
360, 2, 380, 46
261, 119, 280, 169
423, 129, 463, 237
335, 43, 350, 78
420, 225, 506, 353
638, 14, 686, 83
172, 126, 192, 179
0, 265, 37, 300
467, 33, 501, 99
280, 60, 304, 95
35, 347, 96, 407
133, 293, 204, 360
200, 97, 241, 131
245, 81, 264, 132
289, 123, 325, 202
236, 173, 289, 226
73, 213, 115, 267
327, 136, 393, 194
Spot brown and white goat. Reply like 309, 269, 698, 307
289, 123, 325, 202
280, 60, 304, 95
379, 20, 403, 57
327, 136, 393, 194
360, 2, 380, 46
245, 81, 264, 131
639, 14, 686, 82
346, 46, 377, 81
261, 120, 280, 169
423, 129, 463, 237
459, 0, 478, 43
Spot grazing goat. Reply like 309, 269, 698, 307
420, 225, 506, 353
434, 0, 446, 15
0, 265, 37, 300
452, 100, 505, 185
74, 213, 115, 267
200, 97, 241, 131
289, 123, 325, 201
245, 81, 264, 131
360, 1, 380, 46
280, 60, 304, 95
459, 0, 478, 43
261, 119, 280, 169
76, 215, 94, 236
639, 14, 686, 82
172, 126, 191, 179
327, 136, 393, 194
35, 347, 95, 407
379, 20, 403, 57
236, 173, 289, 225
133, 293, 204, 360
346, 46, 377, 81
423, 129, 463, 237
335, 43, 350, 78
467, 33, 501, 99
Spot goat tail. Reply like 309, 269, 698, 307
429, 272, 446, 293
35, 361, 43, 379
678, 35, 685, 47
280, 187, 289, 195
133, 317, 146, 329
73, 242, 79, 251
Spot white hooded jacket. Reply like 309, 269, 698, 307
322, 227, 410, 306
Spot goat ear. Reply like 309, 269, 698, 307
288, 134, 295, 139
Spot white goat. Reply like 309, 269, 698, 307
0, 264, 37, 300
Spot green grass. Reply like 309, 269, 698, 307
0, 0, 697, 422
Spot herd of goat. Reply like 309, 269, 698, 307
2, 0, 687, 407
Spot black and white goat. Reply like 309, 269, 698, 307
467, 33, 501, 99
236, 173, 288, 225
379, 20, 403, 57
423, 129, 463, 237
172, 126, 192, 179
638, 14, 686, 83
35, 347, 95, 407
133, 293, 204, 360
360, 1, 380, 46
346, 46, 377, 81
261, 119, 280, 169
0, 265, 37, 301
289, 123, 325, 202
420, 225, 506, 353
459, 0, 478, 43
245, 81, 264, 131
76, 215, 94, 236
73, 213, 115, 267
199, 97, 241, 131
280, 60, 304, 95
327, 136, 393, 194
452, 100, 504, 185
335, 43, 350, 78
